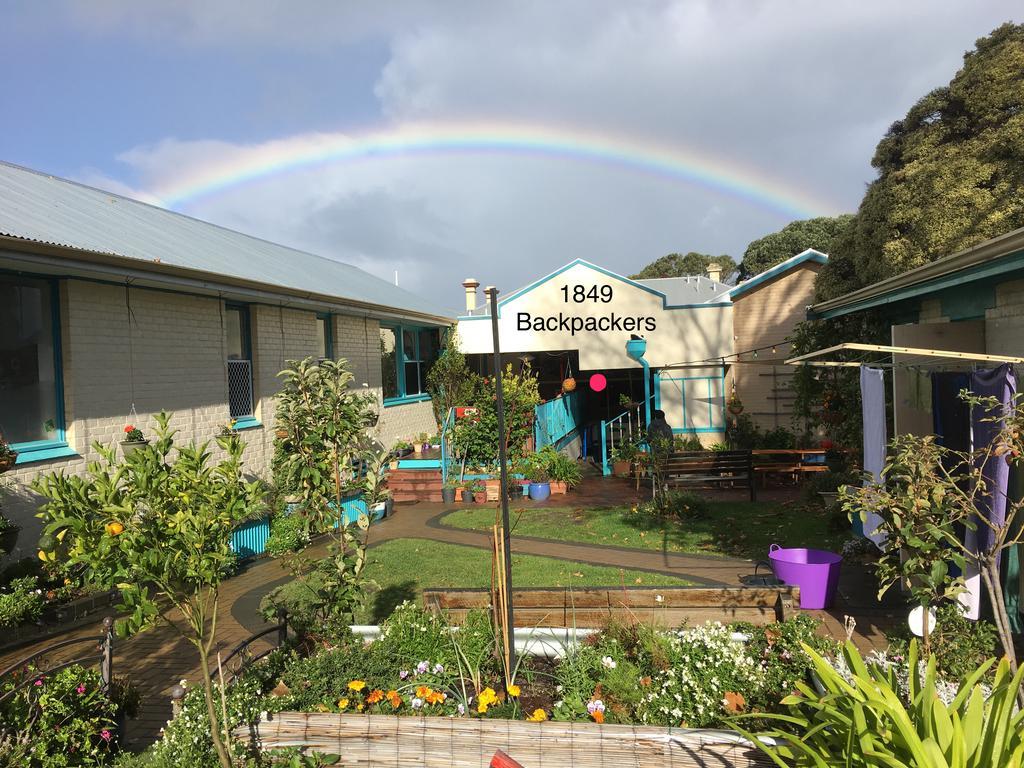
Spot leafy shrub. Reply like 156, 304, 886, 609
148, 675, 277, 768
732, 614, 836, 712
264, 513, 311, 557
0, 576, 45, 627
374, 601, 457, 673
674, 435, 704, 452
633, 490, 709, 520
636, 622, 765, 727
739, 640, 1024, 767
534, 446, 583, 487
885, 603, 998, 683
0, 664, 119, 767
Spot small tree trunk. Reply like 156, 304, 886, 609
196, 646, 233, 768
921, 600, 931, 657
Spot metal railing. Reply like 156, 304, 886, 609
600, 394, 656, 476
206, 609, 288, 687
0, 616, 114, 708
534, 390, 583, 451
440, 407, 456, 484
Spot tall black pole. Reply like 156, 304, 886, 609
485, 286, 515, 673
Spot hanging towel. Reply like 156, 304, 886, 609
970, 364, 1017, 625
860, 366, 888, 547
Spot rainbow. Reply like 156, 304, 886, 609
152, 121, 845, 219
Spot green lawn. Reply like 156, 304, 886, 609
439, 501, 849, 561
360, 537, 693, 621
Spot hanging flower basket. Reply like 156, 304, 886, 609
727, 396, 745, 416
120, 439, 150, 457
562, 377, 577, 393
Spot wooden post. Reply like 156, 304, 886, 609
100, 616, 114, 694
277, 608, 288, 647
747, 450, 756, 502
485, 286, 515, 677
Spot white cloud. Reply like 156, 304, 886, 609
68, 1, 1021, 308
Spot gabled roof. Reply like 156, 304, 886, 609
808, 226, 1024, 320
0, 161, 452, 323
727, 248, 828, 300
460, 258, 732, 318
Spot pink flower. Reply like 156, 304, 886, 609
33, 679, 43, 687
100, 730, 111, 742
76, 684, 86, 694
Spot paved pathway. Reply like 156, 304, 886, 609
0, 478, 900, 749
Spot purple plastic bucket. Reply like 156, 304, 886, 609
768, 544, 842, 609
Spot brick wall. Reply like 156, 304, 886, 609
729, 263, 821, 431
1, 278, 438, 557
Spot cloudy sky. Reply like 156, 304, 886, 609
1, 2, 1018, 312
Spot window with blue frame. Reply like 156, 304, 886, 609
0, 275, 66, 457
315, 313, 333, 360
379, 325, 440, 403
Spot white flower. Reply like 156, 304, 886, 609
601, 656, 617, 670
655, 594, 664, 603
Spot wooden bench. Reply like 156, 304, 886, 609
657, 450, 756, 500
422, 585, 800, 628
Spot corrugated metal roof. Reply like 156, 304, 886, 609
0, 161, 453, 322
635, 275, 731, 304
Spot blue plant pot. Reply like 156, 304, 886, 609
528, 482, 551, 501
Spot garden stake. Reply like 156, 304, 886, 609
486, 286, 516, 678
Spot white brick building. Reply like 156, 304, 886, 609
0, 161, 452, 555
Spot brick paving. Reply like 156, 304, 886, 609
0, 475, 901, 749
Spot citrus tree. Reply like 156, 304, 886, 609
32, 412, 262, 768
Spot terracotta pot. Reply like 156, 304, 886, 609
612, 460, 631, 477
473, 491, 487, 503
550, 481, 568, 495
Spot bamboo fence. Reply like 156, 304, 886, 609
234, 712, 774, 767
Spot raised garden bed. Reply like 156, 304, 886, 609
422, 585, 800, 628
233, 712, 772, 767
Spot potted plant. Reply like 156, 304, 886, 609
120, 423, 149, 456
470, 480, 487, 504
441, 479, 458, 505
0, 435, 17, 473
461, 484, 475, 503
542, 447, 583, 494
618, 392, 640, 410
611, 440, 639, 477
391, 440, 413, 463
418, 432, 431, 454
527, 466, 551, 501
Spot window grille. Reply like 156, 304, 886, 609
227, 359, 254, 418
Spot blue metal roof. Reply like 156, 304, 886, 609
0, 161, 453, 322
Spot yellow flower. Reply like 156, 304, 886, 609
507, 684, 520, 698
527, 708, 547, 722
348, 680, 366, 692
415, 685, 432, 699
356, 702, 364, 711
478, 687, 498, 706
337, 698, 349, 710
477, 700, 489, 714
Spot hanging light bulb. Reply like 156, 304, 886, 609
771, 345, 777, 354
752, 349, 758, 359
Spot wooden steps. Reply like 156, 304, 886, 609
388, 468, 443, 503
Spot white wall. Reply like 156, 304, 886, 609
458, 262, 732, 371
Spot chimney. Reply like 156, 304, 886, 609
705, 262, 722, 283
462, 278, 480, 314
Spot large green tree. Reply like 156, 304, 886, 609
817, 23, 1024, 302
630, 252, 737, 282
739, 215, 854, 280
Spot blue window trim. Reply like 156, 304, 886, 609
383, 393, 432, 408
232, 416, 262, 431
316, 313, 334, 359
654, 367, 727, 433
7, 277, 72, 464
381, 324, 439, 404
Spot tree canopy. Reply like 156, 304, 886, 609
739, 215, 854, 280
630, 252, 737, 282
816, 22, 1024, 302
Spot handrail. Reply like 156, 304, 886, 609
440, 406, 456, 484
210, 609, 288, 686
601, 393, 656, 476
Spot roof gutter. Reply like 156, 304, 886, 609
0, 236, 454, 327
808, 226, 1024, 320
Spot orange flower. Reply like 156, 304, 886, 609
425, 690, 446, 705
639, 676, 651, 687
591, 710, 604, 724
366, 689, 384, 705
386, 690, 402, 709
723, 692, 746, 713
348, 680, 366, 692
415, 685, 433, 699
